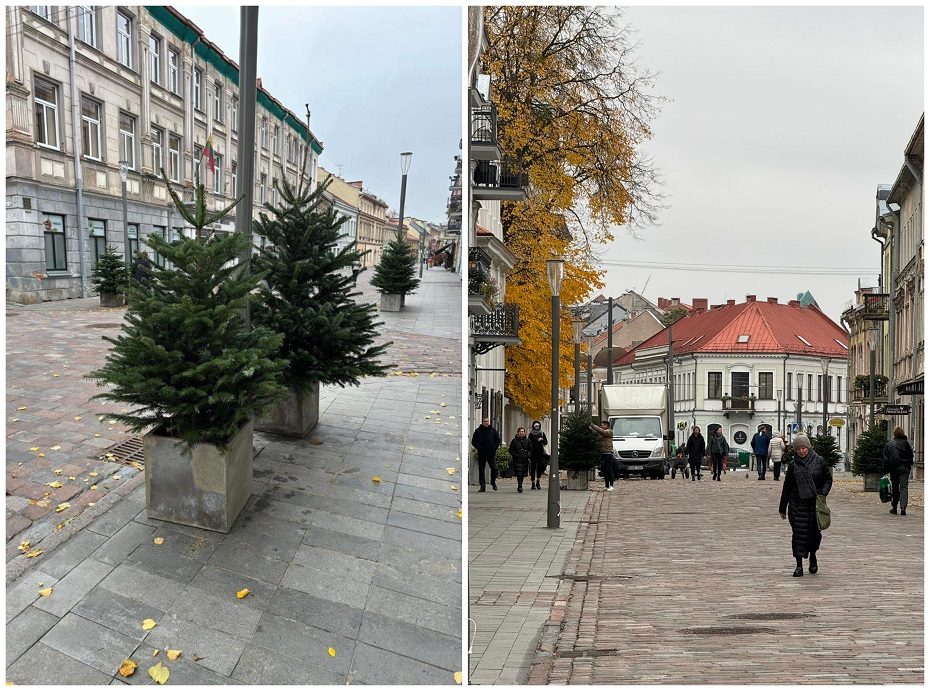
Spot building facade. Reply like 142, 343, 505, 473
318, 166, 359, 257
6, 5, 322, 303
352, 183, 388, 268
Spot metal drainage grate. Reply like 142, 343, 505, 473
681, 626, 778, 635
98, 435, 145, 468
552, 574, 634, 582
726, 613, 813, 621
554, 648, 623, 659
86, 323, 123, 329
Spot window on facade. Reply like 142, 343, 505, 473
30, 6, 52, 20
80, 97, 102, 160
149, 33, 161, 84
193, 144, 203, 181
116, 11, 132, 68
89, 219, 106, 270
786, 372, 793, 399
151, 126, 163, 175
260, 118, 267, 148
231, 97, 238, 131
259, 173, 267, 203
126, 223, 139, 258
817, 375, 823, 402
119, 113, 136, 169
34, 77, 60, 149
230, 161, 237, 196
213, 154, 223, 194
42, 213, 67, 271
193, 68, 203, 110
271, 178, 278, 205
213, 82, 223, 123
168, 133, 181, 182
807, 374, 813, 401
167, 48, 180, 94
759, 372, 774, 399
707, 372, 722, 399
731, 372, 749, 400
149, 226, 166, 267
272, 125, 279, 155
825, 375, 833, 403
77, 6, 96, 47
836, 376, 843, 403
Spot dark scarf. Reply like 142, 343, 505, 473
793, 450, 819, 500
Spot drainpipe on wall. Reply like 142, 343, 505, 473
67, 7, 89, 298
189, 36, 202, 197
882, 209, 898, 441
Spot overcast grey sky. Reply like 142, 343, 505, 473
181, 5, 461, 222
599, 6, 923, 323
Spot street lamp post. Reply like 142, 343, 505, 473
118, 160, 130, 266
546, 258, 564, 530
867, 330, 877, 428
821, 358, 830, 436
587, 342, 594, 420
777, 388, 783, 434
572, 315, 584, 412
418, 230, 426, 278
396, 152, 412, 242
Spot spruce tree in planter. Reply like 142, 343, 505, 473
90, 245, 129, 307
87, 174, 286, 532
560, 408, 601, 490
370, 232, 419, 311
852, 423, 887, 491
251, 176, 391, 437
811, 433, 842, 469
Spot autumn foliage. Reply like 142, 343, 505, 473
483, 6, 662, 417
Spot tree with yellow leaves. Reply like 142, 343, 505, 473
483, 6, 663, 418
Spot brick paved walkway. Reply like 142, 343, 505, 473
527, 472, 924, 684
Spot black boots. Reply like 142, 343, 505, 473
809, 554, 818, 574
479, 487, 486, 492
890, 506, 898, 514
792, 566, 803, 577
491, 482, 497, 491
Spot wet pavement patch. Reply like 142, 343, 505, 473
680, 626, 779, 635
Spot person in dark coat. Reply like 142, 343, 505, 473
527, 420, 548, 490
471, 417, 501, 492
751, 427, 771, 480
508, 427, 532, 493
684, 426, 706, 481
884, 426, 914, 516
590, 421, 616, 490
707, 428, 729, 481
778, 434, 833, 577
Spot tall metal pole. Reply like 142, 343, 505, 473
606, 297, 614, 385
67, 7, 88, 297
587, 351, 593, 420
777, 389, 782, 434
666, 323, 674, 457
235, 6, 259, 329
396, 174, 408, 242
822, 364, 829, 436
796, 384, 802, 430
418, 232, 425, 277
573, 341, 581, 412
547, 293, 561, 529
121, 178, 129, 266
869, 348, 876, 428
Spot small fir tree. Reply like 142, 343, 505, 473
811, 433, 841, 468
252, 176, 391, 390
559, 408, 601, 471
852, 423, 887, 476
87, 173, 287, 449
90, 245, 129, 296
370, 231, 420, 295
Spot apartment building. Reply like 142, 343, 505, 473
317, 166, 360, 257
6, 5, 322, 303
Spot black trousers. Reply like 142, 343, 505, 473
772, 461, 782, 480
689, 459, 702, 479
712, 454, 724, 478
477, 453, 497, 488
757, 454, 768, 479
601, 453, 615, 488
529, 457, 546, 481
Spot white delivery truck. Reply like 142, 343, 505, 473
599, 384, 670, 480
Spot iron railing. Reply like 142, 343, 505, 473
468, 247, 492, 296
471, 303, 520, 354
862, 293, 890, 320
853, 380, 888, 401
722, 396, 755, 411
473, 159, 527, 190
470, 103, 498, 147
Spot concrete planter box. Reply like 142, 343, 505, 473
100, 293, 125, 307
863, 472, 881, 492
564, 470, 590, 490
379, 293, 403, 312
254, 384, 319, 438
144, 420, 253, 533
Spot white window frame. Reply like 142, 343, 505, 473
272, 124, 279, 156
167, 47, 180, 94
34, 77, 60, 150
260, 118, 267, 148
149, 33, 161, 85
80, 96, 102, 160
230, 161, 237, 196
119, 112, 136, 170
116, 11, 133, 68
271, 178, 278, 205
31, 6, 52, 20
259, 173, 266, 203
213, 82, 223, 123
168, 132, 181, 182
77, 6, 96, 47
193, 68, 203, 111
230, 97, 238, 132
213, 154, 223, 194
151, 126, 163, 175
758, 372, 774, 400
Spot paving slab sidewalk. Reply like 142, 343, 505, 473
7, 267, 464, 685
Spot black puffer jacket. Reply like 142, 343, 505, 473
778, 449, 833, 559
685, 433, 706, 462
884, 437, 914, 471
508, 436, 532, 476
528, 430, 548, 461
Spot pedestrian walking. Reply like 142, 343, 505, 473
671, 443, 689, 479
471, 417, 501, 492
527, 420, 549, 490
684, 426, 706, 481
752, 427, 772, 480
778, 434, 833, 577
884, 426, 914, 516
769, 431, 787, 480
590, 420, 616, 490
508, 427, 532, 493
707, 427, 729, 481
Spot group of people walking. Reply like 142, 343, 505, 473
470, 417, 549, 492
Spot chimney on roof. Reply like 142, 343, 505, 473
657, 297, 670, 309
692, 298, 708, 314
788, 299, 800, 307
767, 297, 778, 304
256, 77, 263, 89
726, 299, 735, 306
711, 303, 723, 310
746, 295, 756, 303
671, 297, 680, 306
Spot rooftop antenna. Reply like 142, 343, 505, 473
640, 274, 651, 296
336, 164, 344, 178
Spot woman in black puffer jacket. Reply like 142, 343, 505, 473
778, 434, 832, 577
509, 427, 532, 493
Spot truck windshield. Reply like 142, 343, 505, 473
611, 417, 661, 438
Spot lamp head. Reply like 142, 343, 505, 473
118, 160, 129, 182
572, 315, 584, 344
546, 258, 565, 297
400, 152, 413, 175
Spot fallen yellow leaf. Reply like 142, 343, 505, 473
152, 649, 159, 656
142, 618, 157, 631
17, 540, 30, 552
88, 502, 96, 507
118, 659, 137, 677
17, 406, 26, 411
454, 671, 463, 684
45, 481, 63, 489
153, 537, 165, 545
148, 662, 169, 685
446, 468, 457, 475
74, 416, 82, 421
371, 476, 381, 483
9, 418, 18, 423
166, 650, 181, 661
38, 587, 53, 597
456, 510, 463, 519
28, 447, 39, 452
328, 647, 336, 657
90, 485, 98, 491
450, 485, 458, 491
236, 588, 250, 599
53, 469, 62, 475
93, 433, 101, 438
54, 503, 70, 513
68, 476, 76, 481
37, 453, 45, 458
88, 471, 98, 477
50, 445, 61, 451
25, 549, 43, 558
440, 402, 448, 407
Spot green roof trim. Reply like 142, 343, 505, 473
147, 6, 322, 154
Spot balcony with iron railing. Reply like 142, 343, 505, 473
470, 103, 501, 161
472, 159, 527, 201
471, 303, 521, 354
852, 376, 889, 402
468, 247, 494, 315
862, 292, 890, 320
722, 395, 756, 413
